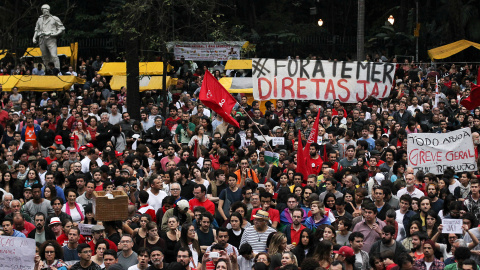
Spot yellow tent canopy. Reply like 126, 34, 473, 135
0, 50, 9, 61
109, 76, 175, 92
225, 59, 252, 70
23, 47, 73, 58
219, 77, 253, 93
14, 76, 85, 91
98, 62, 174, 76
0, 75, 22, 91
428, 40, 480, 60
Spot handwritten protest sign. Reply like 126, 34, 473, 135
442, 219, 463, 234
0, 236, 35, 270
252, 59, 396, 102
272, 137, 285, 146
78, 223, 94, 236
407, 127, 477, 174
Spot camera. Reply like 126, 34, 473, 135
209, 252, 219, 259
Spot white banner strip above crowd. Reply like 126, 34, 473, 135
407, 127, 477, 174
252, 58, 396, 102
167, 41, 246, 61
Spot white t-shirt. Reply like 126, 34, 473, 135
425, 261, 433, 270
448, 180, 461, 195
147, 189, 168, 212
395, 210, 405, 225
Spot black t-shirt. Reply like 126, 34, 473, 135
207, 182, 228, 197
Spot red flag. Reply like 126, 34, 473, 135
461, 82, 480, 110
297, 131, 310, 180
304, 107, 322, 156
200, 71, 239, 128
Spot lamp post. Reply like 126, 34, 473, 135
388, 15, 394, 25
317, 19, 323, 27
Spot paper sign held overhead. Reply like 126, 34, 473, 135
442, 219, 463, 234
272, 137, 285, 146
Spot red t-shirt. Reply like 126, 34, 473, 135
189, 198, 216, 216
45, 157, 57, 165
250, 208, 280, 223
88, 239, 118, 254
17, 221, 35, 236
0, 110, 8, 126
290, 224, 306, 245
309, 157, 323, 176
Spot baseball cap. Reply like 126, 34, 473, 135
381, 133, 389, 138
79, 146, 87, 151
115, 151, 123, 157
120, 169, 130, 175
86, 143, 94, 148
375, 173, 385, 182
49, 217, 61, 226
48, 145, 56, 150
55, 135, 63, 144
177, 200, 189, 211
334, 246, 354, 258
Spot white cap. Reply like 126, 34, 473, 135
375, 173, 385, 182
177, 200, 189, 211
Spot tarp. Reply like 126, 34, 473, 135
14, 76, 85, 91
98, 62, 174, 76
0, 75, 22, 91
428, 40, 480, 60
225, 60, 252, 70
109, 76, 173, 92
23, 47, 73, 58
219, 77, 253, 93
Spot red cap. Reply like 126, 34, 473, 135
79, 146, 87, 151
86, 143, 94, 148
334, 246, 354, 258
55, 135, 63, 144
115, 151, 123, 157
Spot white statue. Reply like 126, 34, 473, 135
33, 4, 65, 69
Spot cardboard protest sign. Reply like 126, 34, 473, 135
0, 236, 35, 270
252, 59, 396, 102
78, 223, 94, 236
442, 219, 463, 234
407, 127, 477, 174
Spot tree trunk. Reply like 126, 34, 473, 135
357, 0, 365, 61
125, 34, 141, 121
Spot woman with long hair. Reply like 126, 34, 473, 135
323, 193, 337, 210
267, 232, 288, 270
86, 116, 98, 143
110, 124, 126, 153
24, 169, 40, 188
304, 201, 331, 231
55, 118, 71, 148
200, 117, 213, 138
313, 240, 333, 269
177, 223, 202, 269
321, 224, 337, 244
191, 166, 209, 189
292, 228, 315, 265
43, 184, 57, 201
159, 216, 181, 263
126, 120, 145, 147
189, 125, 210, 152
139, 221, 166, 251
72, 120, 91, 147
0, 171, 13, 194
2, 121, 15, 148
91, 239, 109, 268
133, 214, 151, 247
402, 220, 422, 250
227, 212, 244, 249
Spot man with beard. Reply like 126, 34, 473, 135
240, 210, 277, 253
146, 117, 171, 154
282, 208, 306, 247
146, 247, 168, 270
396, 173, 423, 199
410, 231, 427, 260
408, 197, 431, 228
165, 107, 180, 133
309, 143, 323, 176
160, 145, 180, 171
27, 212, 55, 243
473, 132, 480, 159
176, 247, 194, 270
413, 240, 444, 270
369, 225, 407, 263
426, 183, 444, 213
46, 197, 70, 224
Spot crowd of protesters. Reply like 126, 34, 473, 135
0, 55, 480, 270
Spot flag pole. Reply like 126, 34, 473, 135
236, 102, 276, 153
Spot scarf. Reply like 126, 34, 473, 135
460, 184, 471, 198
66, 202, 85, 221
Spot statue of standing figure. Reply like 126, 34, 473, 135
33, 4, 65, 69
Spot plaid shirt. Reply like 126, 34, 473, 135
414, 258, 444, 270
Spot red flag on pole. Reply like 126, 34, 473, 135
461, 82, 480, 110
199, 71, 239, 128
297, 130, 310, 180
304, 107, 322, 156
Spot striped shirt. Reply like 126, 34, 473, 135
240, 226, 277, 253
